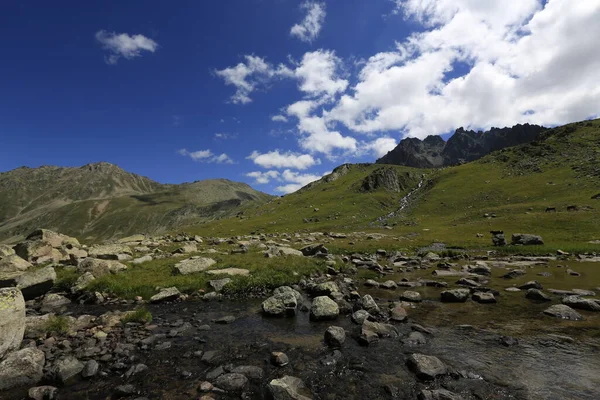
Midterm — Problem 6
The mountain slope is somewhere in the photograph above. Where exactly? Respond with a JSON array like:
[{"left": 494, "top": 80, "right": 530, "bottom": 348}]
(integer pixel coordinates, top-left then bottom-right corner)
[
  {"left": 377, "top": 123, "right": 547, "bottom": 168},
  {"left": 0, "top": 163, "right": 272, "bottom": 243},
  {"left": 190, "top": 119, "right": 600, "bottom": 249}
]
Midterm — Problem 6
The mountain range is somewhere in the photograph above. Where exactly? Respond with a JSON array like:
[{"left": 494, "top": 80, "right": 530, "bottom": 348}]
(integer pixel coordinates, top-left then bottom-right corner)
[
  {"left": 0, "top": 162, "right": 271, "bottom": 243},
  {"left": 1, "top": 119, "right": 599, "bottom": 247},
  {"left": 376, "top": 123, "right": 547, "bottom": 168}
]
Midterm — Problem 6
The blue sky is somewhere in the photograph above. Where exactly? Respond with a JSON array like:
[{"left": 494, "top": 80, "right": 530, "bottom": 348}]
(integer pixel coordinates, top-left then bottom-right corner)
[{"left": 1, "top": 0, "right": 598, "bottom": 194}]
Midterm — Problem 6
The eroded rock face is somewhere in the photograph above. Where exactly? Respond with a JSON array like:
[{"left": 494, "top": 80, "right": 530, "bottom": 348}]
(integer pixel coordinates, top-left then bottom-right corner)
[
  {"left": 0, "top": 347, "right": 45, "bottom": 391},
  {"left": 361, "top": 167, "right": 418, "bottom": 193},
  {"left": 0, "top": 287, "right": 26, "bottom": 359}
]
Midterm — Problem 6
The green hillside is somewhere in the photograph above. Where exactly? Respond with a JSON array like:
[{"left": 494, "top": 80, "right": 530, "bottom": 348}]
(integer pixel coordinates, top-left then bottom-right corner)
[
  {"left": 0, "top": 163, "right": 273, "bottom": 243},
  {"left": 190, "top": 119, "right": 600, "bottom": 251}
]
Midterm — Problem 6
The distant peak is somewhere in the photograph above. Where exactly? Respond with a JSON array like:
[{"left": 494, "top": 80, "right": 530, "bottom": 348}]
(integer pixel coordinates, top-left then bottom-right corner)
[{"left": 80, "top": 162, "right": 121, "bottom": 172}]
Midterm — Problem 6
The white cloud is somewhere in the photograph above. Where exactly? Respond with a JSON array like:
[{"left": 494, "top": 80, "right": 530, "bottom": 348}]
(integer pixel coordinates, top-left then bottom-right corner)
[
  {"left": 291, "top": 1, "right": 326, "bottom": 43},
  {"left": 294, "top": 50, "right": 348, "bottom": 97},
  {"left": 248, "top": 150, "right": 320, "bottom": 170},
  {"left": 325, "top": 0, "right": 600, "bottom": 138},
  {"left": 215, "top": 56, "right": 292, "bottom": 104},
  {"left": 246, "top": 170, "right": 280, "bottom": 184},
  {"left": 178, "top": 149, "right": 234, "bottom": 164},
  {"left": 271, "top": 115, "right": 288, "bottom": 123},
  {"left": 95, "top": 30, "right": 158, "bottom": 65},
  {"left": 214, "top": 133, "right": 237, "bottom": 140},
  {"left": 363, "top": 137, "right": 398, "bottom": 158},
  {"left": 275, "top": 170, "right": 324, "bottom": 194}
]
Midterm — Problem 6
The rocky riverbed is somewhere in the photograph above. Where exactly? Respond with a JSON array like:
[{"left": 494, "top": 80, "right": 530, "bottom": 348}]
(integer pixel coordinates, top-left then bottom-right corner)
[{"left": 1, "top": 229, "right": 600, "bottom": 399}]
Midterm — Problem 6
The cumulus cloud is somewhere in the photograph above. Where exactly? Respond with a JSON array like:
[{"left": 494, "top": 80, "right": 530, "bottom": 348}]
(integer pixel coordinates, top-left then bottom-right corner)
[
  {"left": 271, "top": 115, "right": 288, "bottom": 123},
  {"left": 215, "top": 56, "right": 292, "bottom": 104},
  {"left": 326, "top": 0, "right": 600, "bottom": 138},
  {"left": 246, "top": 170, "right": 280, "bottom": 184},
  {"left": 363, "top": 137, "right": 398, "bottom": 158},
  {"left": 248, "top": 150, "right": 320, "bottom": 170},
  {"left": 294, "top": 50, "right": 348, "bottom": 98},
  {"left": 275, "top": 169, "right": 324, "bottom": 194},
  {"left": 178, "top": 149, "right": 233, "bottom": 164},
  {"left": 95, "top": 30, "right": 158, "bottom": 65},
  {"left": 291, "top": 1, "right": 326, "bottom": 43}
]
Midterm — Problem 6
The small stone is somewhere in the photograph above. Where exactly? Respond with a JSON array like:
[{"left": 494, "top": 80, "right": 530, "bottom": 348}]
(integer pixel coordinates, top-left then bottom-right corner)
[
  {"left": 519, "top": 281, "right": 543, "bottom": 290},
  {"left": 525, "top": 289, "right": 551, "bottom": 301},
  {"left": 472, "top": 292, "right": 496, "bottom": 304},
  {"left": 390, "top": 304, "right": 408, "bottom": 321},
  {"left": 543, "top": 304, "right": 583, "bottom": 321},
  {"left": 213, "top": 373, "right": 249, "bottom": 392},
  {"left": 271, "top": 352, "right": 289, "bottom": 367},
  {"left": 214, "top": 315, "right": 236, "bottom": 324},
  {"left": 351, "top": 309, "right": 370, "bottom": 325},
  {"left": 268, "top": 376, "right": 311, "bottom": 400},
  {"left": 440, "top": 289, "right": 470, "bottom": 302},
  {"left": 324, "top": 326, "right": 345, "bottom": 348},
  {"left": 81, "top": 360, "right": 99, "bottom": 378},
  {"left": 114, "top": 384, "right": 136, "bottom": 397},
  {"left": 310, "top": 296, "right": 339, "bottom": 321},
  {"left": 400, "top": 291, "right": 422, "bottom": 302},
  {"left": 28, "top": 386, "right": 58, "bottom": 400}
]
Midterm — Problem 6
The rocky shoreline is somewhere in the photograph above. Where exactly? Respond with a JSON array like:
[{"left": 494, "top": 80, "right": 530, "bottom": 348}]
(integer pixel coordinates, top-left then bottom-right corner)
[{"left": 1, "top": 229, "right": 600, "bottom": 399}]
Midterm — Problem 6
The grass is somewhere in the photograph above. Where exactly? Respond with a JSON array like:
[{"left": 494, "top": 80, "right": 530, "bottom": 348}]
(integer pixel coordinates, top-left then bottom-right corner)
[
  {"left": 54, "top": 267, "right": 81, "bottom": 292},
  {"left": 43, "top": 315, "right": 70, "bottom": 335},
  {"left": 121, "top": 307, "right": 153, "bottom": 324},
  {"left": 87, "top": 250, "right": 326, "bottom": 299}
]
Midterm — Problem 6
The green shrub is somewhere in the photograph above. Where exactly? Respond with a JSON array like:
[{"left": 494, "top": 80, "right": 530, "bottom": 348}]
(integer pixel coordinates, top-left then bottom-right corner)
[
  {"left": 122, "top": 308, "right": 153, "bottom": 324},
  {"left": 44, "top": 315, "right": 70, "bottom": 335}
]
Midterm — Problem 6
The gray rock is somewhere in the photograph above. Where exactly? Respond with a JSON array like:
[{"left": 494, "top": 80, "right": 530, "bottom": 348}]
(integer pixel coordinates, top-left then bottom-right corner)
[
  {"left": 440, "top": 289, "right": 470, "bottom": 302},
  {"left": 310, "top": 296, "right": 339, "bottom": 321},
  {"left": 400, "top": 291, "right": 422, "bottom": 302},
  {"left": 14, "top": 266, "right": 56, "bottom": 300},
  {"left": 361, "top": 320, "right": 398, "bottom": 339},
  {"left": 14, "top": 241, "right": 53, "bottom": 262},
  {"left": 362, "top": 294, "right": 380, "bottom": 313},
  {"left": 472, "top": 292, "right": 496, "bottom": 304},
  {"left": 70, "top": 272, "right": 95, "bottom": 294},
  {"left": 390, "top": 304, "right": 408, "bottom": 321},
  {"left": 77, "top": 258, "right": 127, "bottom": 278},
  {"left": 28, "top": 386, "right": 59, "bottom": 400},
  {"left": 214, "top": 373, "right": 249, "bottom": 392},
  {"left": 173, "top": 258, "right": 216, "bottom": 275},
  {"left": 324, "top": 326, "right": 345, "bottom": 347},
  {"left": 205, "top": 268, "right": 250, "bottom": 276},
  {"left": 231, "top": 365, "right": 264, "bottom": 380},
  {"left": 300, "top": 243, "right": 328, "bottom": 256},
  {"left": 351, "top": 309, "right": 370, "bottom": 325},
  {"left": 268, "top": 376, "right": 312, "bottom": 400},
  {"left": 407, "top": 353, "right": 447, "bottom": 380},
  {"left": 519, "top": 280, "right": 543, "bottom": 290},
  {"left": 456, "top": 278, "right": 480, "bottom": 288},
  {"left": 0, "top": 255, "right": 32, "bottom": 273},
  {"left": 402, "top": 331, "right": 427, "bottom": 346},
  {"left": 114, "top": 384, "right": 136, "bottom": 397},
  {"left": 209, "top": 278, "right": 231, "bottom": 292},
  {"left": 150, "top": 287, "right": 181, "bottom": 303},
  {"left": 262, "top": 291, "right": 300, "bottom": 317},
  {"left": 0, "top": 348, "right": 45, "bottom": 390},
  {"left": 0, "top": 287, "right": 25, "bottom": 359},
  {"left": 27, "top": 229, "right": 79, "bottom": 248},
  {"left": 562, "top": 295, "right": 600, "bottom": 312},
  {"left": 125, "top": 364, "right": 148, "bottom": 379},
  {"left": 543, "top": 304, "right": 583, "bottom": 321},
  {"left": 312, "top": 281, "right": 339, "bottom": 296},
  {"left": 53, "top": 356, "right": 84, "bottom": 383},
  {"left": 503, "top": 269, "right": 526, "bottom": 279},
  {"left": 526, "top": 289, "right": 551, "bottom": 301},
  {"left": 132, "top": 255, "right": 153, "bottom": 265},
  {"left": 81, "top": 360, "right": 99, "bottom": 378},
  {"left": 271, "top": 352, "right": 290, "bottom": 367},
  {"left": 40, "top": 293, "right": 71, "bottom": 313},
  {"left": 364, "top": 279, "right": 379, "bottom": 288},
  {"left": 0, "top": 244, "right": 16, "bottom": 258},
  {"left": 511, "top": 234, "right": 544, "bottom": 245}
]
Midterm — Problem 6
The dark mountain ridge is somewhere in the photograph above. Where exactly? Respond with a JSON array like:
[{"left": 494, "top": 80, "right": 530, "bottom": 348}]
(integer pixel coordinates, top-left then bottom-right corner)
[{"left": 377, "top": 123, "right": 547, "bottom": 168}]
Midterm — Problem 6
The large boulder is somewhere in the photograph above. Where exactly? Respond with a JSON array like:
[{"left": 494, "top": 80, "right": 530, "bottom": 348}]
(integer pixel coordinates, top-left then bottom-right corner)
[
  {"left": 562, "top": 296, "right": 600, "bottom": 312},
  {"left": 262, "top": 288, "right": 302, "bottom": 317},
  {"left": 173, "top": 257, "right": 216, "bottom": 275},
  {"left": 14, "top": 240, "right": 53, "bottom": 263},
  {"left": 87, "top": 244, "right": 132, "bottom": 260},
  {"left": 310, "top": 296, "right": 339, "bottom": 321},
  {"left": 0, "top": 244, "right": 15, "bottom": 257},
  {"left": 267, "top": 376, "right": 312, "bottom": 400},
  {"left": 407, "top": 353, "right": 448, "bottom": 380},
  {"left": 77, "top": 258, "right": 127, "bottom": 278},
  {"left": 40, "top": 294, "right": 71, "bottom": 313},
  {"left": 511, "top": 234, "right": 544, "bottom": 246},
  {"left": 440, "top": 289, "right": 470, "bottom": 303},
  {"left": 71, "top": 272, "right": 95, "bottom": 294},
  {"left": 0, "top": 255, "right": 33, "bottom": 273},
  {"left": 543, "top": 304, "right": 583, "bottom": 321},
  {"left": 300, "top": 243, "right": 328, "bottom": 256},
  {"left": 0, "top": 288, "right": 26, "bottom": 359},
  {"left": 150, "top": 287, "right": 181, "bottom": 303},
  {"left": 26, "top": 229, "right": 79, "bottom": 248},
  {"left": 0, "top": 347, "right": 45, "bottom": 391},
  {"left": 15, "top": 266, "right": 56, "bottom": 300},
  {"left": 214, "top": 373, "right": 249, "bottom": 393}
]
